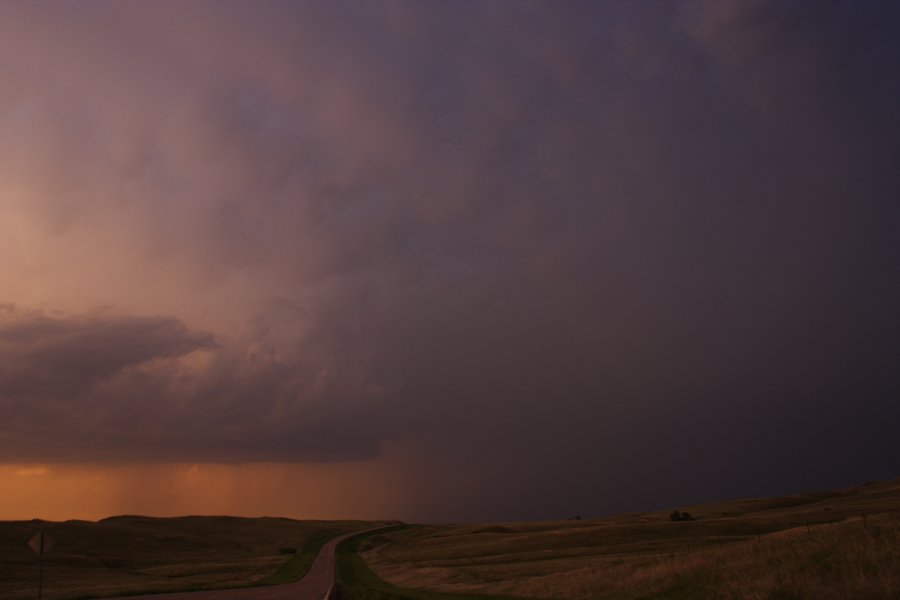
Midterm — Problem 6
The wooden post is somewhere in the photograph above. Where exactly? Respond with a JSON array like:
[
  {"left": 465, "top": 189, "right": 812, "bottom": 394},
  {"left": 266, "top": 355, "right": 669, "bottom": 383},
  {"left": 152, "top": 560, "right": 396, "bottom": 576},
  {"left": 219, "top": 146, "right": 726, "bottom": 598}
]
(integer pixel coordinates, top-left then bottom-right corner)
[
  {"left": 863, "top": 512, "right": 868, "bottom": 531},
  {"left": 37, "top": 529, "right": 44, "bottom": 600}
]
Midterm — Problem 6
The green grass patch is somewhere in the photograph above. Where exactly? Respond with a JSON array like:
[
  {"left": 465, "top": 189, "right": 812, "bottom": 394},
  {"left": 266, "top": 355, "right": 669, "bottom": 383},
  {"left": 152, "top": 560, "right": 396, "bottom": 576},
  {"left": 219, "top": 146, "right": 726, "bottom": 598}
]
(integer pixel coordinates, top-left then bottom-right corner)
[
  {"left": 257, "top": 529, "right": 338, "bottom": 585},
  {"left": 336, "top": 526, "right": 525, "bottom": 600}
]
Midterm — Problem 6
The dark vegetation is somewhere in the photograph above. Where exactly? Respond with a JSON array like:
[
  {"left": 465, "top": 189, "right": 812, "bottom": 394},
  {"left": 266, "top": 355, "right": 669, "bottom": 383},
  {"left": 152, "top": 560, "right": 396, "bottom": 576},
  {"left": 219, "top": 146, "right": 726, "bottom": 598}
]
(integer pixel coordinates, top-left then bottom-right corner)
[
  {"left": 0, "top": 515, "right": 371, "bottom": 600},
  {"left": 471, "top": 526, "right": 516, "bottom": 534},
  {"left": 669, "top": 510, "right": 693, "bottom": 522}
]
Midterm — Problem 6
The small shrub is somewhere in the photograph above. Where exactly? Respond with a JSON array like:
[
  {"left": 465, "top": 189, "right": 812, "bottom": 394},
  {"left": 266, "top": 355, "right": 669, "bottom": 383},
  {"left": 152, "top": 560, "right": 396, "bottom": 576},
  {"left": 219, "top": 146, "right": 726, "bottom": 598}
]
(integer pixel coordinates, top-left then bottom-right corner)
[{"left": 670, "top": 510, "right": 694, "bottom": 522}]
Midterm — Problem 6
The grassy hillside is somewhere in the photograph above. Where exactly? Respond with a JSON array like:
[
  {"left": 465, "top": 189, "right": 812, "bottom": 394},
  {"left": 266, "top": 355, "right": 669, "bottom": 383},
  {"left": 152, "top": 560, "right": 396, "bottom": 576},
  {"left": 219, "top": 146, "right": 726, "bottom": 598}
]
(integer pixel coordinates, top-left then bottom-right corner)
[
  {"left": 360, "top": 478, "right": 900, "bottom": 600},
  {"left": 0, "top": 515, "right": 373, "bottom": 600},
  {"left": 336, "top": 525, "right": 526, "bottom": 600}
]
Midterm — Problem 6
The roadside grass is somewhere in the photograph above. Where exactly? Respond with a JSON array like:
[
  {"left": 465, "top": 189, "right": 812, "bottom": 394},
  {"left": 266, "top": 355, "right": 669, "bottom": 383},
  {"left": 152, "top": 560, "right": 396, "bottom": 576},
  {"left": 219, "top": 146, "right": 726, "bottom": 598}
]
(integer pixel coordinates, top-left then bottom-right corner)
[
  {"left": 362, "top": 478, "right": 900, "bottom": 600},
  {"left": 336, "top": 526, "right": 526, "bottom": 600},
  {"left": 257, "top": 528, "right": 338, "bottom": 585},
  {"left": 0, "top": 516, "right": 376, "bottom": 600}
]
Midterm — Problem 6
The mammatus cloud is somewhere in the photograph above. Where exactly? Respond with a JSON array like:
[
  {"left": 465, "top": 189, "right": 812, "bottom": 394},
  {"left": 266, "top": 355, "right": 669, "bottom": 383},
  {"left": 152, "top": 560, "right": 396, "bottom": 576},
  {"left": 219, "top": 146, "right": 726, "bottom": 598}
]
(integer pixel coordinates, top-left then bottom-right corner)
[{"left": 0, "top": 0, "right": 898, "bottom": 519}]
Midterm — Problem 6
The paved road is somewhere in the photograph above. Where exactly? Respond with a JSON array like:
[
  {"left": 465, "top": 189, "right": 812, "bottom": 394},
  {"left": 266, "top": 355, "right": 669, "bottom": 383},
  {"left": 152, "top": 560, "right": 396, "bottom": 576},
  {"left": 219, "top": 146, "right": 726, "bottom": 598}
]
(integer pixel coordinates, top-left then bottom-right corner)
[{"left": 105, "top": 529, "right": 368, "bottom": 600}]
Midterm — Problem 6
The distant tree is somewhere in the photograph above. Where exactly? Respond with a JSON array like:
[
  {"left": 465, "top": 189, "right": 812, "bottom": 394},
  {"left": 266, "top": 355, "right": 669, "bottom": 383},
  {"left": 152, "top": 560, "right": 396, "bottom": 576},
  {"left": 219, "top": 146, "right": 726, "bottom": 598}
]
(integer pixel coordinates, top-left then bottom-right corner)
[
  {"left": 670, "top": 510, "right": 694, "bottom": 522},
  {"left": 574, "top": 515, "right": 581, "bottom": 520}
]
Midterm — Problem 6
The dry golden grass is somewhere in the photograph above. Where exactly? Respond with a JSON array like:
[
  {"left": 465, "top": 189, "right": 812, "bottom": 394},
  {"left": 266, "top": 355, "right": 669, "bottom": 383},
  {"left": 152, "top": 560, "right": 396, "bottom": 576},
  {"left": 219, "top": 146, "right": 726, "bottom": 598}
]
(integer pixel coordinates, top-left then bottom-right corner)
[{"left": 363, "top": 478, "right": 900, "bottom": 599}]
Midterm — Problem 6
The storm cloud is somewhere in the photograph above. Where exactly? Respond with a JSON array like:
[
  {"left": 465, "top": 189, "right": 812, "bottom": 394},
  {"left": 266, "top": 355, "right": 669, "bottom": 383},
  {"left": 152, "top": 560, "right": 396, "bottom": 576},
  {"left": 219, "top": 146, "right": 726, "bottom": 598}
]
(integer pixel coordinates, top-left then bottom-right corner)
[
  {"left": 0, "top": 0, "right": 898, "bottom": 519},
  {"left": 0, "top": 305, "right": 391, "bottom": 462}
]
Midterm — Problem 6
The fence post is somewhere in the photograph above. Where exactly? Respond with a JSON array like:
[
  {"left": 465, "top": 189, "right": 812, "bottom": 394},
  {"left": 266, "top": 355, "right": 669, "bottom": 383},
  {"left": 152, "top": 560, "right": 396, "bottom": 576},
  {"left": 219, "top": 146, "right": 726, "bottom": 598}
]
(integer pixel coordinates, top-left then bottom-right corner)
[{"left": 37, "top": 529, "right": 44, "bottom": 600}]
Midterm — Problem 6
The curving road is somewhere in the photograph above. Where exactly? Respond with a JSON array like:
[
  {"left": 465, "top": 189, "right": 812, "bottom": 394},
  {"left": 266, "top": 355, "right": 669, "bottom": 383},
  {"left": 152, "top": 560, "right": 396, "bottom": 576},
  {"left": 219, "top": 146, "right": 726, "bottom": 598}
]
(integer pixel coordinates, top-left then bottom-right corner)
[{"left": 105, "top": 529, "right": 368, "bottom": 600}]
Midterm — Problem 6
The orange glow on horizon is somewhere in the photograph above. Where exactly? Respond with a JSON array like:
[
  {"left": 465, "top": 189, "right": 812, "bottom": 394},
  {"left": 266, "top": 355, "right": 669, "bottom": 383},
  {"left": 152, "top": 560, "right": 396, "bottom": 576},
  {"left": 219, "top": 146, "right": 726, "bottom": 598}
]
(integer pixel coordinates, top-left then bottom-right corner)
[{"left": 0, "top": 456, "right": 408, "bottom": 522}]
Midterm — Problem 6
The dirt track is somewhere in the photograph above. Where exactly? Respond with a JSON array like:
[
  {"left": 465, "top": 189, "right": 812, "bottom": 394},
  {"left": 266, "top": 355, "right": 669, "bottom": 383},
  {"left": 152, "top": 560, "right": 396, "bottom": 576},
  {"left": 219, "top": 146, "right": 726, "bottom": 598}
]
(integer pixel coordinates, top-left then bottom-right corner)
[{"left": 104, "top": 529, "right": 363, "bottom": 600}]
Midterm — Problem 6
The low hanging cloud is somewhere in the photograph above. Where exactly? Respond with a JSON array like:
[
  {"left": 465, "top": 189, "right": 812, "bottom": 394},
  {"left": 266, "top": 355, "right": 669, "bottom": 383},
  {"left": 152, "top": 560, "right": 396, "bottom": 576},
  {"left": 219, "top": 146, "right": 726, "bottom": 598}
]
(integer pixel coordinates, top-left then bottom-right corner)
[
  {"left": 0, "top": 0, "right": 898, "bottom": 518},
  {"left": 0, "top": 306, "right": 389, "bottom": 462},
  {"left": 0, "top": 306, "right": 216, "bottom": 397}
]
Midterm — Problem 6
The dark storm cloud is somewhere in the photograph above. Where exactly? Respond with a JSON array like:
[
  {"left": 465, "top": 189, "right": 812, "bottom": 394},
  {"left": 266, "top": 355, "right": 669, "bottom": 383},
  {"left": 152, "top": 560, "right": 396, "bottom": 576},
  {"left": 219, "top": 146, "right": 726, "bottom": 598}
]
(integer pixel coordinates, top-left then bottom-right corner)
[
  {"left": 0, "top": 306, "right": 215, "bottom": 397},
  {"left": 0, "top": 0, "right": 898, "bottom": 518},
  {"left": 0, "top": 305, "right": 389, "bottom": 462}
]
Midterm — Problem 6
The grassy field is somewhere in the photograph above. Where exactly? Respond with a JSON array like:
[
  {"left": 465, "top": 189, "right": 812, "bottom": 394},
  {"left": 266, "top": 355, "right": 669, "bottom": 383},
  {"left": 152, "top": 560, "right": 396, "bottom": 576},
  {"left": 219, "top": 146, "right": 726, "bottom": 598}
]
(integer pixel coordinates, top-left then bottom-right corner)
[
  {"left": 336, "top": 526, "right": 525, "bottom": 600},
  {"left": 0, "top": 515, "right": 374, "bottom": 600},
  {"left": 5, "top": 479, "right": 898, "bottom": 600},
  {"left": 359, "top": 478, "right": 900, "bottom": 600}
]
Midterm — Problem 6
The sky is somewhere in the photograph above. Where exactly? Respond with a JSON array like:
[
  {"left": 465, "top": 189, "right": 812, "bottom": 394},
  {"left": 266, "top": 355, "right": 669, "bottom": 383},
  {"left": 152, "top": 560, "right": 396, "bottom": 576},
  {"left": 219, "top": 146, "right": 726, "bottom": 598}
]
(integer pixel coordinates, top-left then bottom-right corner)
[{"left": 0, "top": 0, "right": 898, "bottom": 523}]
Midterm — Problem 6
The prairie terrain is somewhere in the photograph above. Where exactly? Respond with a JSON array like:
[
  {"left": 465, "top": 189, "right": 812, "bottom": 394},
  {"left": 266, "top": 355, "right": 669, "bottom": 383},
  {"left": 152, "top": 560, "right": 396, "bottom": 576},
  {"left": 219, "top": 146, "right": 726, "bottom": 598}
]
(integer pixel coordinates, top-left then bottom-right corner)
[
  {"left": 0, "top": 515, "right": 374, "bottom": 600},
  {"left": 360, "top": 479, "right": 900, "bottom": 600}
]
